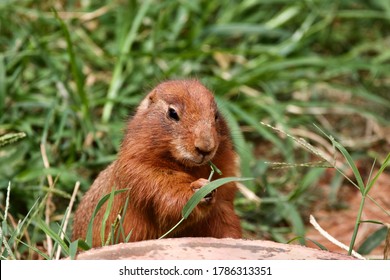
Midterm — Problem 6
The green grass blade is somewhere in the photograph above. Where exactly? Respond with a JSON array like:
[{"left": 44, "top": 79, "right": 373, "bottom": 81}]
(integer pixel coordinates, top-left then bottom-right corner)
[
  {"left": 305, "top": 238, "right": 328, "bottom": 251},
  {"left": 17, "top": 239, "right": 50, "bottom": 260},
  {"left": 365, "top": 153, "right": 390, "bottom": 195},
  {"left": 182, "top": 177, "right": 253, "bottom": 219},
  {"left": 36, "top": 220, "right": 69, "bottom": 255},
  {"left": 159, "top": 177, "right": 253, "bottom": 239},
  {"left": 69, "top": 240, "right": 79, "bottom": 260},
  {"left": 0, "top": 132, "right": 27, "bottom": 147},
  {"left": 333, "top": 140, "right": 365, "bottom": 192},
  {"left": 282, "top": 203, "right": 305, "bottom": 244},
  {"left": 124, "top": 229, "right": 133, "bottom": 243},
  {"left": 209, "top": 161, "right": 222, "bottom": 176},
  {"left": 158, "top": 217, "right": 185, "bottom": 240},
  {"left": 315, "top": 125, "right": 365, "bottom": 192},
  {"left": 288, "top": 236, "right": 328, "bottom": 251},
  {"left": 69, "top": 239, "right": 91, "bottom": 259},
  {"left": 360, "top": 219, "right": 385, "bottom": 225},
  {"left": 52, "top": 208, "right": 71, "bottom": 258},
  {"left": 74, "top": 239, "right": 91, "bottom": 252},
  {"left": 227, "top": 102, "right": 285, "bottom": 151},
  {"left": 102, "top": 0, "right": 152, "bottom": 123},
  {"left": 85, "top": 188, "right": 128, "bottom": 247},
  {"left": 265, "top": 6, "right": 300, "bottom": 29},
  {"left": 0, "top": 54, "right": 5, "bottom": 113},
  {"left": 216, "top": 98, "right": 255, "bottom": 188},
  {"left": 0, "top": 229, "right": 15, "bottom": 260},
  {"left": 53, "top": 9, "right": 90, "bottom": 127},
  {"left": 287, "top": 168, "right": 325, "bottom": 201},
  {"left": 40, "top": 101, "right": 56, "bottom": 145},
  {"left": 115, "top": 195, "right": 131, "bottom": 244},
  {"left": 6, "top": 197, "right": 40, "bottom": 251},
  {"left": 357, "top": 226, "right": 388, "bottom": 255},
  {"left": 101, "top": 188, "right": 116, "bottom": 246}
]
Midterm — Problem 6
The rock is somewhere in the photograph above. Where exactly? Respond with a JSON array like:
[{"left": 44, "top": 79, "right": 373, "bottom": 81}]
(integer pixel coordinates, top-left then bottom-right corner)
[{"left": 73, "top": 237, "right": 356, "bottom": 260}]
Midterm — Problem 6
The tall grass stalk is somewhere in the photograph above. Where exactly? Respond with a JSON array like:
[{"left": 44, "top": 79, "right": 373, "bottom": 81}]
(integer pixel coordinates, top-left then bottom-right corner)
[
  {"left": 263, "top": 122, "right": 390, "bottom": 256},
  {"left": 316, "top": 126, "right": 390, "bottom": 255}
]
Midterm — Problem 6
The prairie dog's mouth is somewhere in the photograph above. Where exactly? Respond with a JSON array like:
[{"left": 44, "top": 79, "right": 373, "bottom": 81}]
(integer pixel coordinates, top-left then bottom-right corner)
[
  {"left": 192, "top": 144, "right": 218, "bottom": 165},
  {"left": 171, "top": 138, "right": 218, "bottom": 167},
  {"left": 191, "top": 156, "right": 212, "bottom": 166},
  {"left": 181, "top": 154, "right": 212, "bottom": 167},
  {"left": 179, "top": 150, "right": 217, "bottom": 167}
]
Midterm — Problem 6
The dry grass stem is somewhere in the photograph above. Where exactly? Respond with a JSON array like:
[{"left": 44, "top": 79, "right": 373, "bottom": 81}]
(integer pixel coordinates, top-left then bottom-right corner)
[
  {"left": 310, "top": 215, "right": 365, "bottom": 260},
  {"left": 236, "top": 182, "right": 261, "bottom": 205},
  {"left": 40, "top": 143, "right": 54, "bottom": 256},
  {"left": 55, "top": 181, "right": 80, "bottom": 260}
]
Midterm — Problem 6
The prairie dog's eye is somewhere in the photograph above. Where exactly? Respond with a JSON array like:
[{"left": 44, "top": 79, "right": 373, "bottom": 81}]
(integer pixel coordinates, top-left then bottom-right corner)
[
  {"left": 168, "top": 107, "right": 180, "bottom": 121},
  {"left": 215, "top": 111, "right": 220, "bottom": 121}
]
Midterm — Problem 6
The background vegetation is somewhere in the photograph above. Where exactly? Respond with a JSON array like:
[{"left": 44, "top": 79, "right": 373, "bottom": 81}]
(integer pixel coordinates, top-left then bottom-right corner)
[{"left": 1, "top": 0, "right": 389, "bottom": 259}]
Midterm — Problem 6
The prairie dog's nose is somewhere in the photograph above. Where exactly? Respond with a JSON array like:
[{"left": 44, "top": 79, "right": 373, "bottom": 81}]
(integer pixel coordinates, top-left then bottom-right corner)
[
  {"left": 194, "top": 122, "right": 216, "bottom": 156},
  {"left": 195, "top": 138, "right": 215, "bottom": 156}
]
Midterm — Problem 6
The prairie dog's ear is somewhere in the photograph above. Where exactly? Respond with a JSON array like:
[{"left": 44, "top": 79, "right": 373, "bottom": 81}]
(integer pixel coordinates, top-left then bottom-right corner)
[{"left": 137, "top": 89, "right": 157, "bottom": 112}]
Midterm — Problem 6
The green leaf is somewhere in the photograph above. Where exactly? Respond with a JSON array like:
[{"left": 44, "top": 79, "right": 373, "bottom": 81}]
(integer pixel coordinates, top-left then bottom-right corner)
[
  {"left": 115, "top": 196, "right": 131, "bottom": 244},
  {"left": 287, "top": 168, "right": 325, "bottom": 201},
  {"left": 357, "top": 226, "right": 388, "bottom": 255},
  {"left": 69, "top": 241, "right": 79, "bottom": 260},
  {"left": 288, "top": 236, "right": 328, "bottom": 251},
  {"left": 360, "top": 220, "right": 386, "bottom": 225},
  {"left": 36, "top": 220, "right": 69, "bottom": 255},
  {"left": 182, "top": 177, "right": 253, "bottom": 219},
  {"left": 159, "top": 177, "right": 253, "bottom": 239},
  {"left": 53, "top": 8, "right": 90, "bottom": 126},
  {"left": 282, "top": 203, "right": 305, "bottom": 243},
  {"left": 69, "top": 239, "right": 91, "bottom": 259},
  {"left": 75, "top": 239, "right": 91, "bottom": 252},
  {"left": 333, "top": 140, "right": 365, "bottom": 192},
  {"left": 181, "top": 177, "right": 253, "bottom": 219},
  {"left": 18, "top": 239, "right": 50, "bottom": 260},
  {"left": 102, "top": 0, "right": 153, "bottom": 123},
  {"left": 365, "top": 153, "right": 390, "bottom": 195}
]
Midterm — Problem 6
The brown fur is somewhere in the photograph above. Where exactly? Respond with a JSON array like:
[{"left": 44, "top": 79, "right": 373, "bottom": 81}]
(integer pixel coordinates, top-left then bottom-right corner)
[{"left": 72, "top": 79, "right": 241, "bottom": 247}]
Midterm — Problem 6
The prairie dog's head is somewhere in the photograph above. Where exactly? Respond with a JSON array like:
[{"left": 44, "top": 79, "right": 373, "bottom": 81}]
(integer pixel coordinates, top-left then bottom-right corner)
[{"left": 137, "top": 80, "right": 228, "bottom": 167}]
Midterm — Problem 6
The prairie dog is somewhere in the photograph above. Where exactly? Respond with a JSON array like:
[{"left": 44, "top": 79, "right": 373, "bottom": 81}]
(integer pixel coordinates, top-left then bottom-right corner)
[{"left": 72, "top": 79, "right": 241, "bottom": 247}]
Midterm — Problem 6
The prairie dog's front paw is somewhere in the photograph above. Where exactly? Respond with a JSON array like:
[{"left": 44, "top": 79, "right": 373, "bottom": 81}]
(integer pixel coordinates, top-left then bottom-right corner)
[{"left": 190, "top": 178, "right": 216, "bottom": 204}]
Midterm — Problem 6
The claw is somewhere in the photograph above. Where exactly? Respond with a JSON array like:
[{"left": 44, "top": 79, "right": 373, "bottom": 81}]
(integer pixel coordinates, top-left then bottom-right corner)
[{"left": 190, "top": 178, "right": 216, "bottom": 204}]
